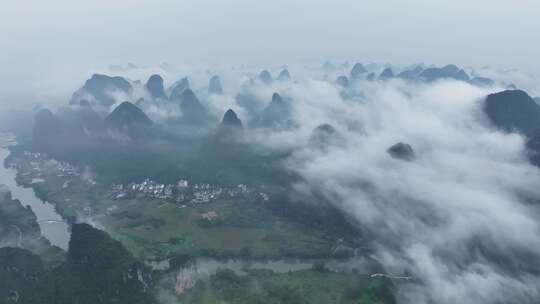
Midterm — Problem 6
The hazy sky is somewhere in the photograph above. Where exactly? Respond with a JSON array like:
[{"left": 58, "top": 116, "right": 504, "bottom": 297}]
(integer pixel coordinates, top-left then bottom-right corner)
[{"left": 1, "top": 0, "right": 539, "bottom": 104}]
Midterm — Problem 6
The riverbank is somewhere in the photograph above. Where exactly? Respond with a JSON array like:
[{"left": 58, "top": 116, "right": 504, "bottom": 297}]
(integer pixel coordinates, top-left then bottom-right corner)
[
  {"left": 0, "top": 134, "right": 70, "bottom": 250},
  {"left": 5, "top": 143, "right": 363, "bottom": 262},
  {"left": 0, "top": 185, "right": 65, "bottom": 267}
]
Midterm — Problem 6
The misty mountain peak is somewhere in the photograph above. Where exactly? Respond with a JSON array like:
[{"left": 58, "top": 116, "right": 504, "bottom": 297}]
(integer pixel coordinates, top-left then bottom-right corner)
[
  {"left": 470, "top": 77, "right": 495, "bottom": 88},
  {"left": 179, "top": 89, "right": 208, "bottom": 123},
  {"left": 35, "top": 108, "right": 56, "bottom": 121},
  {"left": 527, "top": 131, "right": 540, "bottom": 167},
  {"left": 221, "top": 109, "right": 243, "bottom": 128},
  {"left": 419, "top": 65, "right": 470, "bottom": 82},
  {"left": 387, "top": 142, "right": 415, "bottom": 161},
  {"left": 484, "top": 90, "right": 540, "bottom": 137},
  {"left": 272, "top": 92, "right": 283, "bottom": 104},
  {"left": 145, "top": 74, "right": 167, "bottom": 100},
  {"left": 442, "top": 64, "right": 460, "bottom": 75},
  {"left": 208, "top": 75, "right": 224, "bottom": 95},
  {"left": 351, "top": 63, "right": 368, "bottom": 78},
  {"left": 89, "top": 74, "right": 131, "bottom": 90},
  {"left": 397, "top": 66, "right": 424, "bottom": 80},
  {"left": 336, "top": 75, "right": 350, "bottom": 87},
  {"left": 309, "top": 123, "right": 344, "bottom": 149},
  {"left": 455, "top": 69, "right": 470, "bottom": 82},
  {"left": 215, "top": 109, "right": 244, "bottom": 141},
  {"left": 256, "top": 92, "right": 291, "bottom": 128},
  {"left": 379, "top": 68, "right": 395, "bottom": 80},
  {"left": 70, "top": 74, "right": 132, "bottom": 107},
  {"left": 181, "top": 88, "right": 198, "bottom": 103},
  {"left": 277, "top": 69, "right": 291, "bottom": 81},
  {"left": 170, "top": 77, "right": 190, "bottom": 100},
  {"left": 259, "top": 70, "right": 273, "bottom": 84},
  {"left": 105, "top": 101, "right": 153, "bottom": 128}
]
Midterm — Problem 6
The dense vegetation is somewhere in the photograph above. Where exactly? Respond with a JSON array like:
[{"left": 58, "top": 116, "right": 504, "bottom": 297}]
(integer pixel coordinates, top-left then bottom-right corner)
[
  {"left": 0, "top": 224, "right": 155, "bottom": 304},
  {"left": 1, "top": 223, "right": 394, "bottom": 304},
  {"left": 0, "top": 187, "right": 64, "bottom": 266},
  {"left": 179, "top": 268, "right": 396, "bottom": 304}
]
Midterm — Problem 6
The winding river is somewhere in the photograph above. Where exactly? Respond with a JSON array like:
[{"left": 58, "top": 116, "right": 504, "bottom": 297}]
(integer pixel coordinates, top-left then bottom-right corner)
[{"left": 0, "top": 133, "right": 70, "bottom": 250}]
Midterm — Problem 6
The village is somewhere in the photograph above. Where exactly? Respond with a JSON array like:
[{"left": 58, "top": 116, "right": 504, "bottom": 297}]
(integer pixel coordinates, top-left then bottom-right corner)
[
  {"left": 11, "top": 150, "right": 270, "bottom": 206},
  {"left": 108, "top": 178, "right": 270, "bottom": 204},
  {"left": 10, "top": 151, "right": 96, "bottom": 185},
  {"left": 7, "top": 150, "right": 274, "bottom": 227}
]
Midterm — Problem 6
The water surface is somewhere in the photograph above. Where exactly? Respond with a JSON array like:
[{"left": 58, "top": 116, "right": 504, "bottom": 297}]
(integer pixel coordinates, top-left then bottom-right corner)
[{"left": 0, "top": 133, "right": 70, "bottom": 249}]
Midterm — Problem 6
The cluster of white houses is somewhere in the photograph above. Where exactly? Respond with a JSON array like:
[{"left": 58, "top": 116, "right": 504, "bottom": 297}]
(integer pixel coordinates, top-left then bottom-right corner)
[
  {"left": 13, "top": 151, "right": 270, "bottom": 204},
  {"left": 109, "top": 178, "right": 269, "bottom": 203},
  {"left": 13, "top": 151, "right": 88, "bottom": 181}
]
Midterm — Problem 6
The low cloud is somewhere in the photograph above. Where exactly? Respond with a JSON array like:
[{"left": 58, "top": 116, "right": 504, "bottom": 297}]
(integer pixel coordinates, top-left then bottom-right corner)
[{"left": 272, "top": 79, "right": 540, "bottom": 303}]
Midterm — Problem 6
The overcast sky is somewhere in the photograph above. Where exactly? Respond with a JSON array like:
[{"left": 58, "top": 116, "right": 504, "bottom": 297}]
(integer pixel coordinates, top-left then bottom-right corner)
[{"left": 1, "top": 0, "right": 539, "bottom": 104}]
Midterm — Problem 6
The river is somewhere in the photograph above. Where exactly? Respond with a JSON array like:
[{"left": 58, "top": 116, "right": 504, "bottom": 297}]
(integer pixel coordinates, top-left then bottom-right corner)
[{"left": 0, "top": 133, "right": 70, "bottom": 250}]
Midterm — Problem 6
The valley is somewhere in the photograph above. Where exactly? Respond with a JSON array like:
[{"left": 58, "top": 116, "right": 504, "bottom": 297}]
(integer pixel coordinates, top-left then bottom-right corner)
[{"left": 1, "top": 60, "right": 539, "bottom": 304}]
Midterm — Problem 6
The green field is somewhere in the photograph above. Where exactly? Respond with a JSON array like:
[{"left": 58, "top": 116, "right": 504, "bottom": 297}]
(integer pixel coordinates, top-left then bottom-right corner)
[
  {"left": 31, "top": 179, "right": 351, "bottom": 261},
  {"left": 172, "top": 268, "right": 396, "bottom": 304},
  {"left": 100, "top": 197, "right": 342, "bottom": 260}
]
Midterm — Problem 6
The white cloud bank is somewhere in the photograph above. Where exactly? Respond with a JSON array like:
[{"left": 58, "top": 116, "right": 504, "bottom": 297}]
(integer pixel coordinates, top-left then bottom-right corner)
[{"left": 259, "top": 78, "right": 540, "bottom": 303}]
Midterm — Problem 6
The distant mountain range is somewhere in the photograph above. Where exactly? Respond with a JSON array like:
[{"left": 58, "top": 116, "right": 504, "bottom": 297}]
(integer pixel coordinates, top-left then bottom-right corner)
[
  {"left": 35, "top": 65, "right": 539, "bottom": 176},
  {"left": 342, "top": 63, "right": 498, "bottom": 88},
  {"left": 419, "top": 64, "right": 469, "bottom": 82},
  {"left": 70, "top": 74, "right": 133, "bottom": 107}
]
